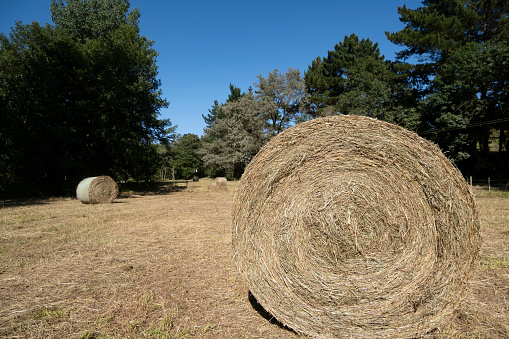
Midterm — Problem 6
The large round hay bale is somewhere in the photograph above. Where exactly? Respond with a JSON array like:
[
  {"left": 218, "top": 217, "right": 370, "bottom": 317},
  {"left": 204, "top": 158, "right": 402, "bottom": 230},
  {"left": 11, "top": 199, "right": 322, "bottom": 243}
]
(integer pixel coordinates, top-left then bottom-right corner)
[
  {"left": 212, "top": 177, "right": 228, "bottom": 190},
  {"left": 232, "top": 115, "right": 480, "bottom": 338},
  {"left": 76, "top": 176, "right": 118, "bottom": 204}
]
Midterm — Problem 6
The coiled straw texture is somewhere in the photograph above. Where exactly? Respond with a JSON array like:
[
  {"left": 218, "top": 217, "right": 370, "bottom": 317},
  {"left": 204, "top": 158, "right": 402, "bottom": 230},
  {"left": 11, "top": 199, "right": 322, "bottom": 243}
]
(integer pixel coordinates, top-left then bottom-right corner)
[
  {"left": 76, "top": 176, "right": 118, "bottom": 204},
  {"left": 232, "top": 115, "right": 480, "bottom": 338}
]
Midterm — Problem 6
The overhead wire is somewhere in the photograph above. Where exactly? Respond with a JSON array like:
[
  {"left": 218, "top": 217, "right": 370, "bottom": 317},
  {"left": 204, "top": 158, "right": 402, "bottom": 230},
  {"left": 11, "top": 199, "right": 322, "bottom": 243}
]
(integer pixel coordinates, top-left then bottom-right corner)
[{"left": 418, "top": 117, "right": 509, "bottom": 135}]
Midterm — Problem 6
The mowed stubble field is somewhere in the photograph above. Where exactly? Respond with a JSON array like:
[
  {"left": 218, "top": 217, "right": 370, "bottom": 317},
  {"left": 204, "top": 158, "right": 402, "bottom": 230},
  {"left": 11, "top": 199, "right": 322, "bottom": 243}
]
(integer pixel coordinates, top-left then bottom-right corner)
[{"left": 0, "top": 178, "right": 508, "bottom": 338}]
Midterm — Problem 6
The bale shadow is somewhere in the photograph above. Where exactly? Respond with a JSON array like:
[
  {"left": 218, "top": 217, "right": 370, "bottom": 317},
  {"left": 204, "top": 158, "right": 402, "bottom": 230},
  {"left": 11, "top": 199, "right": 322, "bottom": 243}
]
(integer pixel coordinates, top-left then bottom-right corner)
[
  {"left": 119, "top": 181, "right": 188, "bottom": 196},
  {"left": 248, "top": 291, "right": 296, "bottom": 334},
  {"left": 0, "top": 198, "right": 52, "bottom": 208}
]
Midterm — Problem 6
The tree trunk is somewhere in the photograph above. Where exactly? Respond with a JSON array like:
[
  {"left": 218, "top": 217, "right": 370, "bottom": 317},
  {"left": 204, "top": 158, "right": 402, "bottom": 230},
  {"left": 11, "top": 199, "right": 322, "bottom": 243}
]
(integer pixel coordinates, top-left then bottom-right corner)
[{"left": 500, "top": 127, "right": 507, "bottom": 153}]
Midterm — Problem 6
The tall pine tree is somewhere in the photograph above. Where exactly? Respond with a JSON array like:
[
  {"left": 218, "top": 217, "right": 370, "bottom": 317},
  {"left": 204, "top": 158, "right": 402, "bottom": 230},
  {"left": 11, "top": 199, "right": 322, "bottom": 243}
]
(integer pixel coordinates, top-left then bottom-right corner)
[
  {"left": 387, "top": 0, "right": 508, "bottom": 173},
  {"left": 304, "top": 34, "right": 400, "bottom": 122},
  {"left": 200, "top": 90, "right": 264, "bottom": 179},
  {"left": 202, "top": 84, "right": 244, "bottom": 129}
]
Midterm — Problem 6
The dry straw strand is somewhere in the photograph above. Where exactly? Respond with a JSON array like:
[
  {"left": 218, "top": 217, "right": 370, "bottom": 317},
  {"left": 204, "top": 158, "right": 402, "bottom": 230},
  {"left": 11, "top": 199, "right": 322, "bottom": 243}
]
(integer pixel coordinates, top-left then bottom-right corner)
[
  {"left": 76, "top": 176, "right": 118, "bottom": 204},
  {"left": 232, "top": 115, "right": 480, "bottom": 338}
]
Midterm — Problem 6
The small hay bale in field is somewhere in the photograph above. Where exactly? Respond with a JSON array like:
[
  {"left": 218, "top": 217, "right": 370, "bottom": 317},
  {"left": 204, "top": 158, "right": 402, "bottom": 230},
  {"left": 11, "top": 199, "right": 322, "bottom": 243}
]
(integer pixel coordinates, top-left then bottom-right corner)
[
  {"left": 211, "top": 177, "right": 228, "bottom": 190},
  {"left": 76, "top": 176, "right": 118, "bottom": 204},
  {"left": 232, "top": 115, "right": 480, "bottom": 338}
]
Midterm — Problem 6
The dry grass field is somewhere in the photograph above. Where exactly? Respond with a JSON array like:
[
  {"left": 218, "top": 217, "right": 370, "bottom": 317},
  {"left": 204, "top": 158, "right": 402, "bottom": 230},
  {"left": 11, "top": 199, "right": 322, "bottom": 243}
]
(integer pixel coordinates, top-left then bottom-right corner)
[{"left": 0, "top": 178, "right": 508, "bottom": 338}]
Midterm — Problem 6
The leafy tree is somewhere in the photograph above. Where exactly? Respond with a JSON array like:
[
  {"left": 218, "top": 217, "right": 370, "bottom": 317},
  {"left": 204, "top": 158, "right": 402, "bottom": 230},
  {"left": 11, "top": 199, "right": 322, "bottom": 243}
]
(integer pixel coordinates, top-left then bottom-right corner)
[
  {"left": 421, "top": 39, "right": 508, "bottom": 168},
  {"left": 200, "top": 91, "right": 264, "bottom": 179},
  {"left": 201, "top": 84, "right": 246, "bottom": 177},
  {"left": 304, "top": 34, "right": 399, "bottom": 120},
  {"left": 79, "top": 21, "right": 173, "bottom": 182},
  {"left": 255, "top": 68, "right": 309, "bottom": 136},
  {"left": 202, "top": 84, "right": 244, "bottom": 129},
  {"left": 387, "top": 0, "right": 508, "bottom": 171},
  {"left": 386, "top": 0, "right": 508, "bottom": 63},
  {"left": 386, "top": 0, "right": 508, "bottom": 99},
  {"left": 203, "top": 100, "right": 221, "bottom": 129},
  {"left": 172, "top": 134, "right": 203, "bottom": 180},
  {"left": 383, "top": 61, "right": 423, "bottom": 131},
  {"left": 154, "top": 144, "right": 172, "bottom": 180},
  {"left": 50, "top": 0, "right": 140, "bottom": 41},
  {"left": 0, "top": 22, "right": 85, "bottom": 196},
  {"left": 0, "top": 0, "right": 172, "bottom": 197}
]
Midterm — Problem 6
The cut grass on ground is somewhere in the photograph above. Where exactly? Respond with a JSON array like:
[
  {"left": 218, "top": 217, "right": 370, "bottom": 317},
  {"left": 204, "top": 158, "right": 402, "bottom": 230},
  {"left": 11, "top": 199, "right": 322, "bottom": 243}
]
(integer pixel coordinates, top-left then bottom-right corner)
[{"left": 0, "top": 181, "right": 508, "bottom": 338}]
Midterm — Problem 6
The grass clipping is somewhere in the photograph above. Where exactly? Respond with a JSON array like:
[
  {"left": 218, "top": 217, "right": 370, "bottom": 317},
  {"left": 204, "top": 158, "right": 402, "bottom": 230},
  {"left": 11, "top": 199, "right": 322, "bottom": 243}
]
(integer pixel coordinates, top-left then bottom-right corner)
[
  {"left": 232, "top": 115, "right": 480, "bottom": 338},
  {"left": 76, "top": 176, "right": 118, "bottom": 204}
]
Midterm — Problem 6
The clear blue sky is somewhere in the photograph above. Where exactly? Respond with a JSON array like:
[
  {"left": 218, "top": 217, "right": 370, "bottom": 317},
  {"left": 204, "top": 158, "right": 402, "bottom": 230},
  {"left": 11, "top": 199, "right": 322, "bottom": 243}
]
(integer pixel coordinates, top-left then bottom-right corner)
[{"left": 1, "top": 0, "right": 423, "bottom": 137}]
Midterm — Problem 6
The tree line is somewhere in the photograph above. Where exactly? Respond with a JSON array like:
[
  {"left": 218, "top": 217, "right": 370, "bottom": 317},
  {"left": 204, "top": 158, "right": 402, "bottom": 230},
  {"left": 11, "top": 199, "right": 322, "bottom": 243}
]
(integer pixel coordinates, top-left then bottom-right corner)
[
  {"left": 1, "top": 0, "right": 507, "bottom": 197},
  {"left": 0, "top": 0, "right": 174, "bottom": 198},
  {"left": 186, "top": 0, "right": 508, "bottom": 181}
]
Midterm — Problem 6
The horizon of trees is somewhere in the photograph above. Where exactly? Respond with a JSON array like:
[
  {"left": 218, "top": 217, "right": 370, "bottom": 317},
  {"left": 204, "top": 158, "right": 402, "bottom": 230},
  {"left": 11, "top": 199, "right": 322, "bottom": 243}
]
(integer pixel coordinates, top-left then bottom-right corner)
[
  {"left": 197, "top": 0, "right": 507, "bottom": 181},
  {"left": 1, "top": 0, "right": 507, "bottom": 197},
  {"left": 0, "top": 0, "right": 174, "bottom": 198}
]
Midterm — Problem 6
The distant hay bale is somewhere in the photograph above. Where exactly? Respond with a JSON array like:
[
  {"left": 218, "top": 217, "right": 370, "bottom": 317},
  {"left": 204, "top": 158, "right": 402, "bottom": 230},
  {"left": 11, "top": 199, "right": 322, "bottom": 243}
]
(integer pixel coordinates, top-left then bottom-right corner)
[
  {"left": 211, "top": 177, "right": 228, "bottom": 190},
  {"left": 76, "top": 176, "right": 118, "bottom": 204},
  {"left": 232, "top": 115, "right": 480, "bottom": 338}
]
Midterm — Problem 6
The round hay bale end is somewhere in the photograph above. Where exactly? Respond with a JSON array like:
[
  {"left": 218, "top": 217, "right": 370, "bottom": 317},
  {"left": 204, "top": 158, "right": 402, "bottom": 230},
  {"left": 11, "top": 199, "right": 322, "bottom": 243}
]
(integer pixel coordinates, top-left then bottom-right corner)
[
  {"left": 76, "top": 176, "right": 118, "bottom": 204},
  {"left": 211, "top": 177, "right": 228, "bottom": 190},
  {"left": 232, "top": 115, "right": 480, "bottom": 338}
]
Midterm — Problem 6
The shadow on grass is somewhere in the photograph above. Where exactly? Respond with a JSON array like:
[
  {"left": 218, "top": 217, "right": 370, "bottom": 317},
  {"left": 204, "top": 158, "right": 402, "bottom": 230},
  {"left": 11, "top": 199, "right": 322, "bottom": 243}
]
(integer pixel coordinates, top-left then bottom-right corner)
[
  {"left": 1, "top": 181, "right": 188, "bottom": 207},
  {"left": 0, "top": 198, "right": 52, "bottom": 208},
  {"left": 248, "top": 291, "right": 296, "bottom": 334},
  {"left": 119, "top": 181, "right": 188, "bottom": 196}
]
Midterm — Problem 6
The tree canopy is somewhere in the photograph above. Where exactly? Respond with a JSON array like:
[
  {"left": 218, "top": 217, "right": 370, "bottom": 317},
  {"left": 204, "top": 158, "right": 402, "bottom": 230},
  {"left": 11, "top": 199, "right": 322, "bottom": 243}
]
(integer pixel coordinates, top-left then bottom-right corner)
[
  {"left": 0, "top": 0, "right": 172, "bottom": 197},
  {"left": 50, "top": 0, "right": 140, "bottom": 41},
  {"left": 1, "top": 0, "right": 507, "bottom": 197},
  {"left": 387, "top": 0, "right": 508, "bottom": 63},
  {"left": 255, "top": 68, "right": 309, "bottom": 136},
  {"left": 200, "top": 90, "right": 264, "bottom": 179},
  {"left": 172, "top": 134, "right": 203, "bottom": 180},
  {"left": 202, "top": 84, "right": 244, "bottom": 129},
  {"left": 304, "top": 34, "right": 397, "bottom": 119},
  {"left": 386, "top": 0, "right": 508, "bottom": 171}
]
